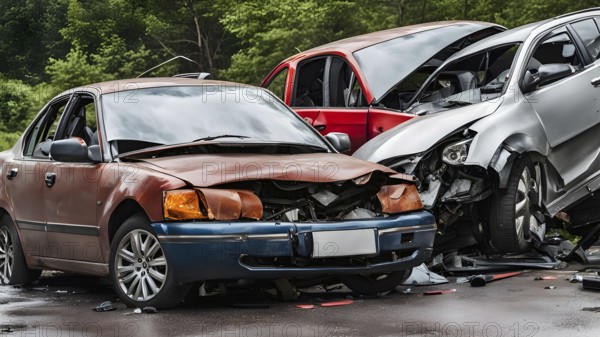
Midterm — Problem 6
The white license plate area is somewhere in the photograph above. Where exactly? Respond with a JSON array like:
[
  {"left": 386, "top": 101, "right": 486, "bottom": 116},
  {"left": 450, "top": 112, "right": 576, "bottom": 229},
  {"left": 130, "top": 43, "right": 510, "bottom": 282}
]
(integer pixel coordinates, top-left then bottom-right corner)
[{"left": 312, "top": 228, "right": 377, "bottom": 258}]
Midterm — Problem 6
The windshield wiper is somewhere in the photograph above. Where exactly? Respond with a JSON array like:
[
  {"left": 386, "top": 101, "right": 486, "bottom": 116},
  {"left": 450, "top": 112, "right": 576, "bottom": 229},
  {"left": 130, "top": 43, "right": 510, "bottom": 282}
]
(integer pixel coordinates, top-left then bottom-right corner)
[{"left": 192, "top": 134, "right": 250, "bottom": 142}]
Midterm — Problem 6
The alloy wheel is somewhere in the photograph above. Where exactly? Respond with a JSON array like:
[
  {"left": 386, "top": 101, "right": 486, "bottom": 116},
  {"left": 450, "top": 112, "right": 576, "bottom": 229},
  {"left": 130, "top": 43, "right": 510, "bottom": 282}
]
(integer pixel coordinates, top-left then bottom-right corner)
[
  {"left": 115, "top": 229, "right": 168, "bottom": 302},
  {"left": 0, "top": 227, "right": 14, "bottom": 284},
  {"left": 514, "top": 164, "right": 542, "bottom": 243}
]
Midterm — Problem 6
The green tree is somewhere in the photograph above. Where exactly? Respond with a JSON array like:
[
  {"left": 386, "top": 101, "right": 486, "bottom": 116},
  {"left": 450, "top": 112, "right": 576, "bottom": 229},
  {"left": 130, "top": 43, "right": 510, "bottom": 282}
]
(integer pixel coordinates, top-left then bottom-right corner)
[
  {"left": 221, "top": 0, "right": 377, "bottom": 84},
  {"left": 0, "top": 0, "right": 69, "bottom": 82},
  {"left": 144, "top": 0, "right": 237, "bottom": 75}
]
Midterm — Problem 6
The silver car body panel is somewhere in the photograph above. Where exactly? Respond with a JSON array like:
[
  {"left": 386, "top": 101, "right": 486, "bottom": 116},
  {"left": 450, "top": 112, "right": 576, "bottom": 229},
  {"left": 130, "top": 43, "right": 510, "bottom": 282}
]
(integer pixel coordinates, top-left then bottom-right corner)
[
  {"left": 353, "top": 99, "right": 502, "bottom": 163},
  {"left": 355, "top": 8, "right": 600, "bottom": 217}
]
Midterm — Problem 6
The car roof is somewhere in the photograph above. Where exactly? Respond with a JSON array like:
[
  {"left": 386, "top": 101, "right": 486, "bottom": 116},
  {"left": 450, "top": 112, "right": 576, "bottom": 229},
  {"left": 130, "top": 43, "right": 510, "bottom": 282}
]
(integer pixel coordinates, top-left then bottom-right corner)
[
  {"left": 439, "top": 8, "right": 600, "bottom": 63},
  {"left": 302, "top": 21, "right": 503, "bottom": 54},
  {"left": 60, "top": 77, "right": 250, "bottom": 97}
]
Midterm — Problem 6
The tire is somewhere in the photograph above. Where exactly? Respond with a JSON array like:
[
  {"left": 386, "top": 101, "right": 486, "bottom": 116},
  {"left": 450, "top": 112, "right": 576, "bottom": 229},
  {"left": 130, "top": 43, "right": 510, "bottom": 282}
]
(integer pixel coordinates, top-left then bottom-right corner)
[
  {"left": 489, "top": 155, "right": 543, "bottom": 254},
  {"left": 340, "top": 269, "right": 412, "bottom": 295},
  {"left": 0, "top": 216, "right": 41, "bottom": 285},
  {"left": 109, "top": 213, "right": 191, "bottom": 309}
]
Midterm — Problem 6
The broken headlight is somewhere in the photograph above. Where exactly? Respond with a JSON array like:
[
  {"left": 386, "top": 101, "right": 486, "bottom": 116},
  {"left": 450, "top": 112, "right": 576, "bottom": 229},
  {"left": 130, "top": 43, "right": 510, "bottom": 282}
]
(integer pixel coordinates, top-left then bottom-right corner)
[
  {"left": 442, "top": 139, "right": 472, "bottom": 166},
  {"left": 163, "top": 189, "right": 263, "bottom": 221},
  {"left": 377, "top": 184, "right": 423, "bottom": 214}
]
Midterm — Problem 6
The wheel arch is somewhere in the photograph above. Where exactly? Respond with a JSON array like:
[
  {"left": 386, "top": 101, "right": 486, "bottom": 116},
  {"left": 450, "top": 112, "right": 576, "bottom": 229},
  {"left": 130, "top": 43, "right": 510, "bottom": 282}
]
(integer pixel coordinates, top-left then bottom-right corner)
[
  {"left": 107, "top": 199, "right": 149, "bottom": 245},
  {"left": 489, "top": 133, "right": 550, "bottom": 189},
  {"left": 0, "top": 207, "right": 18, "bottom": 234}
]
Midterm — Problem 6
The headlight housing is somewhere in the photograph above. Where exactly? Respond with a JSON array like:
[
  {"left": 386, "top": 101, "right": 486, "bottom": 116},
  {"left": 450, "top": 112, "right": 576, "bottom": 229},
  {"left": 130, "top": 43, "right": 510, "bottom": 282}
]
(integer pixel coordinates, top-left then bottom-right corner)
[
  {"left": 442, "top": 139, "right": 472, "bottom": 165},
  {"left": 163, "top": 189, "right": 263, "bottom": 221},
  {"left": 377, "top": 184, "right": 423, "bottom": 214},
  {"left": 163, "top": 190, "right": 206, "bottom": 220}
]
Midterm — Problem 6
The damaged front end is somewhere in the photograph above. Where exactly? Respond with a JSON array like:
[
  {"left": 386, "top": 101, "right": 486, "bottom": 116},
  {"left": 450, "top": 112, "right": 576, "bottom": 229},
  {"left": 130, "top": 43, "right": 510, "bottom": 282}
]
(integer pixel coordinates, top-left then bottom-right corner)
[
  {"left": 382, "top": 131, "right": 498, "bottom": 252},
  {"left": 154, "top": 171, "right": 436, "bottom": 285}
]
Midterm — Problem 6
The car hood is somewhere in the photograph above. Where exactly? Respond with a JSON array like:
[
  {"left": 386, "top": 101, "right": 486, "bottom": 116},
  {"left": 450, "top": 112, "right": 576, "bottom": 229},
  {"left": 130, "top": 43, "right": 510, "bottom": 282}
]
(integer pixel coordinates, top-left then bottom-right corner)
[
  {"left": 355, "top": 23, "right": 502, "bottom": 104},
  {"left": 353, "top": 100, "right": 502, "bottom": 163},
  {"left": 134, "top": 153, "right": 399, "bottom": 187}
]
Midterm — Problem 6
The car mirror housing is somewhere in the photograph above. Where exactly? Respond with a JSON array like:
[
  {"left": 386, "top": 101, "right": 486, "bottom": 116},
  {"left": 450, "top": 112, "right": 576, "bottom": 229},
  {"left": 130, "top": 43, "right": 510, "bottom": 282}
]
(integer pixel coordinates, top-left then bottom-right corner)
[
  {"left": 88, "top": 145, "right": 102, "bottom": 162},
  {"left": 538, "top": 63, "right": 573, "bottom": 84},
  {"left": 325, "top": 132, "right": 351, "bottom": 153},
  {"left": 50, "top": 138, "right": 92, "bottom": 163},
  {"left": 523, "top": 63, "right": 573, "bottom": 93}
]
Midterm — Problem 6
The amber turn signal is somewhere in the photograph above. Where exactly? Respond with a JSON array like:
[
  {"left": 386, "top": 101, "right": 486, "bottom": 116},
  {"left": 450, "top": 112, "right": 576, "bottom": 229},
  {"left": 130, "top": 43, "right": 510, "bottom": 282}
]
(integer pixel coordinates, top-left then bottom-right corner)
[
  {"left": 164, "top": 189, "right": 263, "bottom": 221},
  {"left": 163, "top": 190, "right": 207, "bottom": 220},
  {"left": 377, "top": 184, "right": 423, "bottom": 214}
]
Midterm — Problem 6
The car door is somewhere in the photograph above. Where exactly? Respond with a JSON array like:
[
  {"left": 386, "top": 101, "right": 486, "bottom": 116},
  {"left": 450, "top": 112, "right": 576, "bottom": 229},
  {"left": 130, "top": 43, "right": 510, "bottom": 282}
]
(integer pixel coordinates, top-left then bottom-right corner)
[
  {"left": 264, "top": 64, "right": 323, "bottom": 132},
  {"left": 5, "top": 96, "right": 71, "bottom": 258},
  {"left": 366, "top": 107, "right": 415, "bottom": 140},
  {"left": 525, "top": 23, "right": 600, "bottom": 186},
  {"left": 290, "top": 56, "right": 369, "bottom": 151},
  {"left": 44, "top": 93, "right": 104, "bottom": 263}
]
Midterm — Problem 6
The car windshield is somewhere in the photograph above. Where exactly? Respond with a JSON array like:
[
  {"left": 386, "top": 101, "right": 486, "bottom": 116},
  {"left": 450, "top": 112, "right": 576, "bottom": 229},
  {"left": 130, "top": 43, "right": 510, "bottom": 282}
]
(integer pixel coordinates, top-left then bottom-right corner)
[
  {"left": 102, "top": 85, "right": 328, "bottom": 150},
  {"left": 409, "top": 43, "right": 521, "bottom": 114}
]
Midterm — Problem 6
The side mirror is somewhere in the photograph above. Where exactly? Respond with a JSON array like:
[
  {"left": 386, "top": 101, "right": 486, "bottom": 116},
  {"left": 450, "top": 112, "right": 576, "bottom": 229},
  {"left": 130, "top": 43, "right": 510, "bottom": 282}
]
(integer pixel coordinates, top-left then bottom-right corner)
[
  {"left": 325, "top": 132, "right": 351, "bottom": 153},
  {"left": 522, "top": 63, "right": 573, "bottom": 93},
  {"left": 50, "top": 138, "right": 99, "bottom": 163}
]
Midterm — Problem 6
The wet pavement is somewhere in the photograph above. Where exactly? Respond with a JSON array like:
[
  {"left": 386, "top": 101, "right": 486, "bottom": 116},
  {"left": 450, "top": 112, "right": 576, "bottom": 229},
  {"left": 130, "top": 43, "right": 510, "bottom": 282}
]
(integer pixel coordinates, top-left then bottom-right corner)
[{"left": 2, "top": 269, "right": 600, "bottom": 337}]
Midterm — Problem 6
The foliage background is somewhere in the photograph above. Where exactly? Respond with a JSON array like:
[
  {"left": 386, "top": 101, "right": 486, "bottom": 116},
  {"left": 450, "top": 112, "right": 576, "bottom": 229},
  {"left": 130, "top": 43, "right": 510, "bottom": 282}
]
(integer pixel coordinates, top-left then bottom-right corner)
[{"left": 0, "top": 0, "right": 597, "bottom": 149}]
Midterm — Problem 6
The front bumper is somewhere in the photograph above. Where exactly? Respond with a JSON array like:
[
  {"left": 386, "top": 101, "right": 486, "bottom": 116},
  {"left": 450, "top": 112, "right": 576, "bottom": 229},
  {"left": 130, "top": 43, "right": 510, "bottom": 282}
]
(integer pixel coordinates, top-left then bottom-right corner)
[{"left": 152, "top": 211, "right": 436, "bottom": 283}]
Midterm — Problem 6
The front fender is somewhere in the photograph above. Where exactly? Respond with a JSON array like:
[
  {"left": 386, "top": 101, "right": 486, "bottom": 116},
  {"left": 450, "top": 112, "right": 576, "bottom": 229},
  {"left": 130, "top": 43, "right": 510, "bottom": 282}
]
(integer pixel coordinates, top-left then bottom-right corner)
[
  {"left": 487, "top": 134, "right": 548, "bottom": 189},
  {"left": 96, "top": 162, "right": 187, "bottom": 262}
]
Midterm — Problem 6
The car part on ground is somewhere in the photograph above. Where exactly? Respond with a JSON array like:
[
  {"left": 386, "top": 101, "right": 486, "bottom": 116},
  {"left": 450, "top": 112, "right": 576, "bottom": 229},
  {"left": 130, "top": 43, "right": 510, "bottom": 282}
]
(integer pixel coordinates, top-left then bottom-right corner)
[
  {"left": 339, "top": 269, "right": 412, "bottom": 295},
  {"left": 469, "top": 271, "right": 522, "bottom": 287},
  {"left": 355, "top": 8, "right": 600, "bottom": 256},
  {"left": 0, "top": 78, "right": 435, "bottom": 308},
  {"left": 402, "top": 263, "right": 449, "bottom": 285}
]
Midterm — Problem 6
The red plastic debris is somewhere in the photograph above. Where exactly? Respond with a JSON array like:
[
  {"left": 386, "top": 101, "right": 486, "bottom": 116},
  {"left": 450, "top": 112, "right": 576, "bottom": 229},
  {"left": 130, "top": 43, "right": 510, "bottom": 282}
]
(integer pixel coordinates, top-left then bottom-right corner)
[
  {"left": 534, "top": 276, "right": 557, "bottom": 281},
  {"left": 424, "top": 289, "right": 457, "bottom": 295},
  {"left": 295, "top": 304, "right": 316, "bottom": 309},
  {"left": 320, "top": 300, "right": 354, "bottom": 307}
]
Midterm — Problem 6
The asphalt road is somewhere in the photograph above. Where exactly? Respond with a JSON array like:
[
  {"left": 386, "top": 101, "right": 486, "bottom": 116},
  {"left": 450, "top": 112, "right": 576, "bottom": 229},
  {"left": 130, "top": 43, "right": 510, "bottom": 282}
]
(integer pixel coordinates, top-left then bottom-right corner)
[{"left": 2, "top": 269, "right": 600, "bottom": 337}]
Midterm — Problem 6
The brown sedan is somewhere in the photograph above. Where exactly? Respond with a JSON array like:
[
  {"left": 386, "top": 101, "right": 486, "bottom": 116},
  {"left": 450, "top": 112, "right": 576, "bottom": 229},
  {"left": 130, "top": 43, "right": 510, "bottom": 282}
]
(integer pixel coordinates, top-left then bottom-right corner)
[{"left": 0, "top": 78, "right": 435, "bottom": 308}]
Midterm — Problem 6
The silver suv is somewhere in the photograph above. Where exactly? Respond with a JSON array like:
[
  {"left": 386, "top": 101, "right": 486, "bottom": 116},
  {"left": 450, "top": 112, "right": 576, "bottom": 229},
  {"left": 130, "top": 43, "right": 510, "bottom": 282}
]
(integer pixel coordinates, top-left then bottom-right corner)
[{"left": 354, "top": 8, "right": 600, "bottom": 254}]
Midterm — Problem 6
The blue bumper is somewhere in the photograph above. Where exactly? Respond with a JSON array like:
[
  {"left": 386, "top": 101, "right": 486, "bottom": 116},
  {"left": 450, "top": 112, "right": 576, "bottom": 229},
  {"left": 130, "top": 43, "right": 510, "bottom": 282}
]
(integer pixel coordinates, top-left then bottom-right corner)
[{"left": 152, "top": 211, "right": 436, "bottom": 283}]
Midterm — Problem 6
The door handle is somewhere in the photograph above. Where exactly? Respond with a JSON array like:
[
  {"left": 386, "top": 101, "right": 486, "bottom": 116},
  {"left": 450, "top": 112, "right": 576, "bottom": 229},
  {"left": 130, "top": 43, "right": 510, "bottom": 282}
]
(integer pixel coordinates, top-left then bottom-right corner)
[
  {"left": 592, "top": 77, "right": 600, "bottom": 87},
  {"left": 44, "top": 172, "right": 56, "bottom": 188},
  {"left": 314, "top": 124, "right": 326, "bottom": 131},
  {"left": 6, "top": 168, "right": 18, "bottom": 180}
]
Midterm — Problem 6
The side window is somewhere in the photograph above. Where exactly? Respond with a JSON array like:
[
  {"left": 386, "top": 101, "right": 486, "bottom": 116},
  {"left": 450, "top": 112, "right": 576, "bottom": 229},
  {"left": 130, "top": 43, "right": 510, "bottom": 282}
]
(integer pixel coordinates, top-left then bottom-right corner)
[
  {"left": 528, "top": 29, "right": 582, "bottom": 87},
  {"left": 63, "top": 95, "right": 98, "bottom": 147},
  {"left": 571, "top": 19, "right": 600, "bottom": 61},
  {"left": 327, "top": 57, "right": 365, "bottom": 107},
  {"left": 23, "top": 98, "right": 69, "bottom": 158},
  {"left": 265, "top": 68, "right": 288, "bottom": 101},
  {"left": 347, "top": 74, "right": 366, "bottom": 107},
  {"left": 293, "top": 58, "right": 326, "bottom": 107}
]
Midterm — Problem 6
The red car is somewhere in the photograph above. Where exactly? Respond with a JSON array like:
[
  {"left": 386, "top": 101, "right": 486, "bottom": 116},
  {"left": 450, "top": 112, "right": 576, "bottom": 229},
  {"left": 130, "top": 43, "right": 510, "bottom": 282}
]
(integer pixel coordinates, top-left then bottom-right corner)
[{"left": 261, "top": 21, "right": 504, "bottom": 152}]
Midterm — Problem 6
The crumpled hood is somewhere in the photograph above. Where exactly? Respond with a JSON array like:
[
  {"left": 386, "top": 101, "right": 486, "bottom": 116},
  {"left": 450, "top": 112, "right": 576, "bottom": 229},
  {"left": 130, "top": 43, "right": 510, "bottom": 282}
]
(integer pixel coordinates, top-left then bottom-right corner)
[
  {"left": 135, "top": 153, "right": 398, "bottom": 187},
  {"left": 354, "top": 100, "right": 502, "bottom": 163}
]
